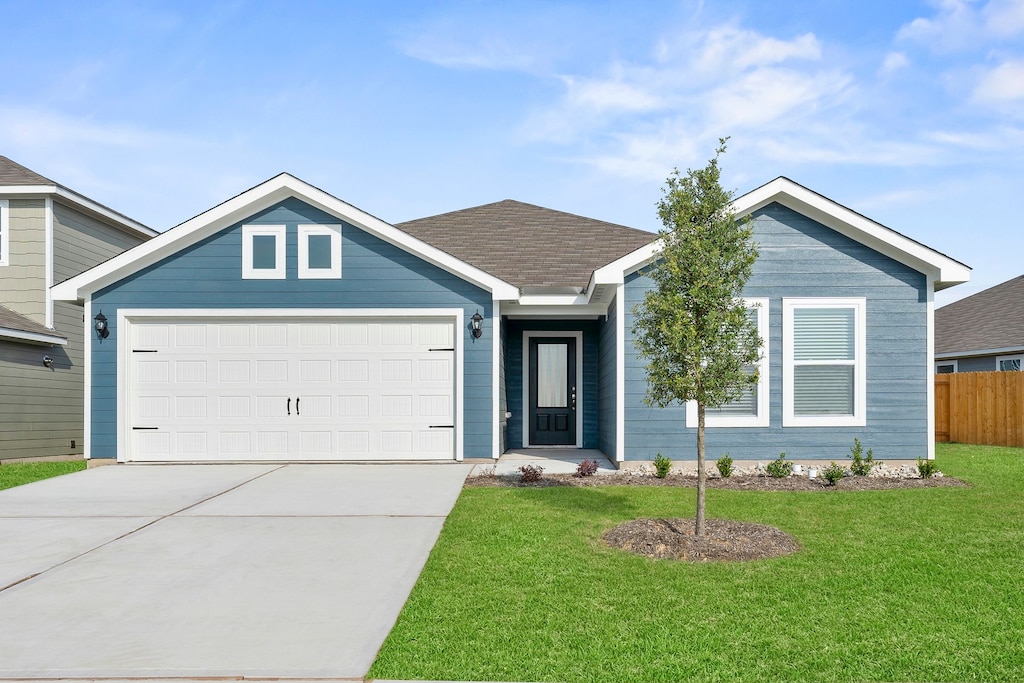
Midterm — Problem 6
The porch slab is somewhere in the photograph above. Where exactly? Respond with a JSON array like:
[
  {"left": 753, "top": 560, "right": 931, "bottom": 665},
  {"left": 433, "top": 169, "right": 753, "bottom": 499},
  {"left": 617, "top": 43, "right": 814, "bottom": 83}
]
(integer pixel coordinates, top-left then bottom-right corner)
[{"left": 471, "top": 449, "right": 616, "bottom": 476}]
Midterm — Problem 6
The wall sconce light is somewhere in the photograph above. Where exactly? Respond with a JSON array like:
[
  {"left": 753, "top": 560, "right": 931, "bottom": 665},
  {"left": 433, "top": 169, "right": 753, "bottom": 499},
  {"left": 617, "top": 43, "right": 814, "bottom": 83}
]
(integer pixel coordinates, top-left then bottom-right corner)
[
  {"left": 470, "top": 311, "right": 484, "bottom": 339},
  {"left": 94, "top": 311, "right": 109, "bottom": 340},
  {"left": 42, "top": 355, "right": 54, "bottom": 368}
]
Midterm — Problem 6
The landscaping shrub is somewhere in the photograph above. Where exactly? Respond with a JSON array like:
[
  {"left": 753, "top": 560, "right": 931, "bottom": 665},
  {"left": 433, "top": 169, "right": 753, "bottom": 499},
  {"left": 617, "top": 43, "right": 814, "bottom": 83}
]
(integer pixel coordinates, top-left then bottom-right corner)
[
  {"left": 574, "top": 459, "right": 599, "bottom": 478},
  {"left": 653, "top": 453, "right": 672, "bottom": 478},
  {"left": 716, "top": 454, "right": 734, "bottom": 478},
  {"left": 917, "top": 457, "right": 938, "bottom": 478},
  {"left": 518, "top": 464, "right": 544, "bottom": 483},
  {"left": 848, "top": 437, "right": 880, "bottom": 475},
  {"left": 821, "top": 461, "right": 845, "bottom": 486},
  {"left": 765, "top": 452, "right": 793, "bottom": 478}
]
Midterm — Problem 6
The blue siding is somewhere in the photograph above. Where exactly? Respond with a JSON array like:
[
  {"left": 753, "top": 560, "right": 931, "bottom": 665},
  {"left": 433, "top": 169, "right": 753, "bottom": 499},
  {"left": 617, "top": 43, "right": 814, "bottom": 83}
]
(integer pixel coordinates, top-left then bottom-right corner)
[
  {"left": 623, "top": 202, "right": 930, "bottom": 462},
  {"left": 503, "top": 319, "right": 600, "bottom": 450},
  {"left": 91, "top": 198, "right": 493, "bottom": 459},
  {"left": 597, "top": 294, "right": 618, "bottom": 458}
]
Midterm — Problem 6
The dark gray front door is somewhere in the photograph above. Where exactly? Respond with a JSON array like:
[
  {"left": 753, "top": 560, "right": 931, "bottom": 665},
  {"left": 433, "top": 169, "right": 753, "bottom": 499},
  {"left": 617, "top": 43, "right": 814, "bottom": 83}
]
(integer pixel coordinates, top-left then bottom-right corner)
[{"left": 528, "top": 337, "right": 576, "bottom": 446}]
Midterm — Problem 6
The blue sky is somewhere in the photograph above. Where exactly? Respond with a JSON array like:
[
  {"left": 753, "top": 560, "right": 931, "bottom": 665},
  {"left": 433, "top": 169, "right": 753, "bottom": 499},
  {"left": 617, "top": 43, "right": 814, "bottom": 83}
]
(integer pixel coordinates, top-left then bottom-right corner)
[{"left": 2, "top": 0, "right": 1022, "bottom": 306}]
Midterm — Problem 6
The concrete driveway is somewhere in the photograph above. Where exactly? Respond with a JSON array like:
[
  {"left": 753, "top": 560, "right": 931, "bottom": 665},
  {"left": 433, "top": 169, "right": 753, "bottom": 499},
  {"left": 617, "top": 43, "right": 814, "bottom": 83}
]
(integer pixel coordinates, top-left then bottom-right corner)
[{"left": 0, "top": 463, "right": 471, "bottom": 680}]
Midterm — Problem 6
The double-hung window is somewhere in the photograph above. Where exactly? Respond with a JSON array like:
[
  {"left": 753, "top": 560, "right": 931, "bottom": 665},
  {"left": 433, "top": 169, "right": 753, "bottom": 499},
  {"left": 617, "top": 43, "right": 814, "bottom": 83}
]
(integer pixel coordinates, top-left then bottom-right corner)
[
  {"left": 686, "top": 298, "right": 769, "bottom": 427},
  {"left": 0, "top": 199, "right": 9, "bottom": 267},
  {"left": 783, "top": 297, "right": 866, "bottom": 427},
  {"left": 242, "top": 224, "right": 286, "bottom": 279}
]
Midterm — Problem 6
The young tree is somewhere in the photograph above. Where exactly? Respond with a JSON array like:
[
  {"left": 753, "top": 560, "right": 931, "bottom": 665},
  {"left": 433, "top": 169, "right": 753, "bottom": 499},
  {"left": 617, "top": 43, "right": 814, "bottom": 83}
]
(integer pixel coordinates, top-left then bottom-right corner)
[{"left": 632, "top": 139, "right": 761, "bottom": 536}]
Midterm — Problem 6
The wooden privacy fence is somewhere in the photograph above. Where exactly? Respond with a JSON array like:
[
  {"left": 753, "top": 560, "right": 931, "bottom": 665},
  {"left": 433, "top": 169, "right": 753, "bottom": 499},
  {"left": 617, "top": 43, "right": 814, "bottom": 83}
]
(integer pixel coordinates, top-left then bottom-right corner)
[{"left": 935, "top": 372, "right": 1024, "bottom": 447}]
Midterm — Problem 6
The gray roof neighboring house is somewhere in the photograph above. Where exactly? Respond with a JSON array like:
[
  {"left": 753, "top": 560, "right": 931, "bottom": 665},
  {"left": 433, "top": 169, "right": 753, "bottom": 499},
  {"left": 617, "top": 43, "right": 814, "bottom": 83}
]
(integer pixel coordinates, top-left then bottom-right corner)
[
  {"left": 0, "top": 303, "right": 66, "bottom": 345},
  {"left": 935, "top": 274, "right": 1024, "bottom": 356},
  {"left": 397, "top": 199, "right": 656, "bottom": 291},
  {"left": 0, "top": 156, "right": 155, "bottom": 238}
]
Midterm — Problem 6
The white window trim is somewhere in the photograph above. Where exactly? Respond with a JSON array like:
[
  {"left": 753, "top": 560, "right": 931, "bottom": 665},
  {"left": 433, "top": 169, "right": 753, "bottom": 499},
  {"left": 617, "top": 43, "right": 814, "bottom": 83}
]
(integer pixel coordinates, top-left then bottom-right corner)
[
  {"left": 0, "top": 199, "right": 9, "bottom": 267},
  {"left": 298, "top": 224, "right": 342, "bottom": 279},
  {"left": 686, "top": 298, "right": 769, "bottom": 427},
  {"left": 935, "top": 360, "right": 958, "bottom": 373},
  {"left": 996, "top": 354, "right": 1023, "bottom": 371},
  {"left": 783, "top": 297, "right": 867, "bottom": 427},
  {"left": 242, "top": 224, "right": 286, "bottom": 279}
]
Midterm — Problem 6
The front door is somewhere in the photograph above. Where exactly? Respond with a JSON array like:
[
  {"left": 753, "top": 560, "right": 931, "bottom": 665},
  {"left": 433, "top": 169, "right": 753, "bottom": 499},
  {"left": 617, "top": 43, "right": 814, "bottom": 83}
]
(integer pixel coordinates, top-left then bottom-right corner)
[{"left": 528, "top": 337, "right": 577, "bottom": 446}]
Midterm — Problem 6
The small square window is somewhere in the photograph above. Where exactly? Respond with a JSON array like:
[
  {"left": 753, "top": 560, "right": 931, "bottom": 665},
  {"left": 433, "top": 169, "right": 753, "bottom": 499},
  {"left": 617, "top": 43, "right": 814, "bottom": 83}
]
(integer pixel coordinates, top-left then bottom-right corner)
[
  {"left": 298, "top": 224, "right": 342, "bottom": 279},
  {"left": 242, "top": 224, "right": 286, "bottom": 279}
]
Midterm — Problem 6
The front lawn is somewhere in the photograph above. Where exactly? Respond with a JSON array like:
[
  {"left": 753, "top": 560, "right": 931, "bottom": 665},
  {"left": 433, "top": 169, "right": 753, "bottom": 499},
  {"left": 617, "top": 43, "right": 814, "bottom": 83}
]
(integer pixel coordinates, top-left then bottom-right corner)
[
  {"left": 370, "top": 444, "right": 1024, "bottom": 682},
  {"left": 0, "top": 460, "right": 86, "bottom": 491}
]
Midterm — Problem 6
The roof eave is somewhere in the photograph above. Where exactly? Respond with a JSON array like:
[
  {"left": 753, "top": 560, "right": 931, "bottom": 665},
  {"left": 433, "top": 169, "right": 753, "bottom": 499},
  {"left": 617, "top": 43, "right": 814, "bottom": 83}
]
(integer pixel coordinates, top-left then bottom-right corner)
[
  {"left": 0, "top": 184, "right": 156, "bottom": 239},
  {"left": 52, "top": 173, "right": 519, "bottom": 303}
]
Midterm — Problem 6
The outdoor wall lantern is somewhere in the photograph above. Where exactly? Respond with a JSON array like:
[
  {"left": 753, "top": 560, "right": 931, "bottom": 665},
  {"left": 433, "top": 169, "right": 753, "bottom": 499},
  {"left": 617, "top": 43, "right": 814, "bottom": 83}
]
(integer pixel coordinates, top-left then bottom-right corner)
[
  {"left": 94, "top": 311, "right": 109, "bottom": 340},
  {"left": 471, "top": 311, "right": 484, "bottom": 339},
  {"left": 42, "top": 355, "right": 54, "bottom": 368}
]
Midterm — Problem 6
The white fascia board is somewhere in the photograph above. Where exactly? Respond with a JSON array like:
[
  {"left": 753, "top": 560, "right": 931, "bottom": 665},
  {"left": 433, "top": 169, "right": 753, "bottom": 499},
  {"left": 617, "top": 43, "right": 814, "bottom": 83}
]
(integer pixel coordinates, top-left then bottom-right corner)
[
  {"left": 0, "top": 327, "right": 68, "bottom": 346},
  {"left": 0, "top": 184, "right": 156, "bottom": 239},
  {"left": 732, "top": 178, "right": 970, "bottom": 288},
  {"left": 592, "top": 241, "right": 662, "bottom": 285},
  {"left": 53, "top": 174, "right": 519, "bottom": 302},
  {"left": 936, "top": 346, "right": 1024, "bottom": 359},
  {"left": 503, "top": 303, "right": 610, "bottom": 318}
]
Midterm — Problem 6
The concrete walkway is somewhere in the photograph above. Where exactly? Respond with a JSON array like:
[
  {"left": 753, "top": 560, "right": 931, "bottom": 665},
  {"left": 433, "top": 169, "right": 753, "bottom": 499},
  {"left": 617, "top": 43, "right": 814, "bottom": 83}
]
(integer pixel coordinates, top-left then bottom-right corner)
[{"left": 0, "top": 463, "right": 471, "bottom": 680}]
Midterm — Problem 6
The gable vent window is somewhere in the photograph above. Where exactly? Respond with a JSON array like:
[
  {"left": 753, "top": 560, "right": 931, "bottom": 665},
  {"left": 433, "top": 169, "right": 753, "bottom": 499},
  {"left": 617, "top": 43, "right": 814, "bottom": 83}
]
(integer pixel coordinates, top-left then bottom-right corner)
[
  {"left": 783, "top": 297, "right": 866, "bottom": 427},
  {"left": 242, "top": 224, "right": 286, "bottom": 279},
  {"left": 0, "top": 199, "right": 9, "bottom": 267},
  {"left": 298, "top": 224, "right": 342, "bottom": 279},
  {"left": 686, "top": 298, "right": 769, "bottom": 427}
]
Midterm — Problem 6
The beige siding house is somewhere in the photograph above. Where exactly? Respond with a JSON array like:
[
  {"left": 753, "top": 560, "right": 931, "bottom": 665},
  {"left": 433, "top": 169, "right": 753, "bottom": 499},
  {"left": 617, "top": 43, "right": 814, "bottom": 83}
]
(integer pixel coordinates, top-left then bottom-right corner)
[{"left": 0, "top": 157, "right": 156, "bottom": 461}]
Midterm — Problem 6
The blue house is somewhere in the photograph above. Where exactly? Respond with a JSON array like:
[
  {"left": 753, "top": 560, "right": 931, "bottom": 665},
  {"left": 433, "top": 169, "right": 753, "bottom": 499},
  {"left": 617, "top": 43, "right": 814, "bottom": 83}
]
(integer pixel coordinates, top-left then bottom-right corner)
[{"left": 53, "top": 174, "right": 969, "bottom": 465}]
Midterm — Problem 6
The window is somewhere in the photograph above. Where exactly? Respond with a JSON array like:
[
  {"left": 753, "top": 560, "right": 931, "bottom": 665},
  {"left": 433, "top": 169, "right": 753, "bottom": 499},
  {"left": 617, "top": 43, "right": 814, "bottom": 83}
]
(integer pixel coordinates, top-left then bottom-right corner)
[
  {"left": 686, "top": 298, "right": 769, "bottom": 427},
  {"left": 0, "top": 199, "right": 9, "bottom": 267},
  {"left": 935, "top": 361, "right": 957, "bottom": 374},
  {"left": 298, "top": 224, "right": 341, "bottom": 279},
  {"left": 997, "top": 354, "right": 1023, "bottom": 371},
  {"left": 783, "top": 297, "right": 866, "bottom": 427},
  {"left": 242, "top": 224, "right": 286, "bottom": 279}
]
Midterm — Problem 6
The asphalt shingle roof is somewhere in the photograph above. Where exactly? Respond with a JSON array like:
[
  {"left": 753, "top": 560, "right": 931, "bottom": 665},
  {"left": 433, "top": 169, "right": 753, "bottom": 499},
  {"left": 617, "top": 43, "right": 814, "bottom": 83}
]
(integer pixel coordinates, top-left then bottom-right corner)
[
  {"left": 0, "top": 156, "right": 54, "bottom": 185},
  {"left": 396, "top": 199, "right": 656, "bottom": 291},
  {"left": 935, "top": 274, "right": 1024, "bottom": 354},
  {"left": 0, "top": 303, "right": 65, "bottom": 341}
]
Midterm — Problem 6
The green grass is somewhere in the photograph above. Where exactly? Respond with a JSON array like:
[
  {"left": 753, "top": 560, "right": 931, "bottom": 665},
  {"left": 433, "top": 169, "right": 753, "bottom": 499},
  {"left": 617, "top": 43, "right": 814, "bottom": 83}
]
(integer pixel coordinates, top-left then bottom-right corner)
[
  {"left": 370, "top": 444, "right": 1024, "bottom": 682},
  {"left": 0, "top": 460, "right": 86, "bottom": 491}
]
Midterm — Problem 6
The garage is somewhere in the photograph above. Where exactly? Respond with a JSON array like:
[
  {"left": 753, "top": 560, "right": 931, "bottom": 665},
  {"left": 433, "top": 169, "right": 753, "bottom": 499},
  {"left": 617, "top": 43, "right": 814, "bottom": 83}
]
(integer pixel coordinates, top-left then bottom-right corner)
[{"left": 125, "top": 316, "right": 457, "bottom": 462}]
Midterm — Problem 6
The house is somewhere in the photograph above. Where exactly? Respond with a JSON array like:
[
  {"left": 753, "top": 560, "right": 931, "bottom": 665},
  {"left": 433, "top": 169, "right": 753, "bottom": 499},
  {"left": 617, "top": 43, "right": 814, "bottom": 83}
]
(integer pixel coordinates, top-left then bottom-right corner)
[
  {"left": 0, "top": 157, "right": 156, "bottom": 461},
  {"left": 52, "top": 173, "right": 969, "bottom": 465},
  {"left": 935, "top": 274, "right": 1024, "bottom": 373}
]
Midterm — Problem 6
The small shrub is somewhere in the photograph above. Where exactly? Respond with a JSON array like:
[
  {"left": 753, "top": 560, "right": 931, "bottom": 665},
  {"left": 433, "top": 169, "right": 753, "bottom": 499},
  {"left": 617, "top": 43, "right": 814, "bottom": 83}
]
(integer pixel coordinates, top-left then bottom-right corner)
[
  {"left": 716, "top": 454, "right": 734, "bottom": 478},
  {"left": 917, "top": 457, "right": 938, "bottom": 479},
  {"left": 574, "top": 459, "right": 599, "bottom": 478},
  {"left": 765, "top": 452, "right": 793, "bottom": 478},
  {"left": 821, "top": 461, "right": 845, "bottom": 486},
  {"left": 519, "top": 464, "right": 544, "bottom": 483},
  {"left": 848, "top": 437, "right": 880, "bottom": 476},
  {"left": 653, "top": 453, "right": 672, "bottom": 479}
]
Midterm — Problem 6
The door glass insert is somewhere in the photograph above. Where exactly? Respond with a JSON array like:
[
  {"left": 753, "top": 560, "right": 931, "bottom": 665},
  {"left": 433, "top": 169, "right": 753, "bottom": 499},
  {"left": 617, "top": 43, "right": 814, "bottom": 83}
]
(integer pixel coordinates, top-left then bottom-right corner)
[{"left": 537, "top": 343, "right": 568, "bottom": 407}]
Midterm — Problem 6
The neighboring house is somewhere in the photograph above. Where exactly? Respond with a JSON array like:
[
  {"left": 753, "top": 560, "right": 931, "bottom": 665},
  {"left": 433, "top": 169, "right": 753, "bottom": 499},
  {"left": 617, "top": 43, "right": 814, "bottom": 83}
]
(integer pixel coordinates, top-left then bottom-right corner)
[
  {"left": 52, "top": 174, "right": 969, "bottom": 465},
  {"left": 935, "top": 274, "right": 1024, "bottom": 373},
  {"left": 0, "top": 157, "right": 156, "bottom": 461}
]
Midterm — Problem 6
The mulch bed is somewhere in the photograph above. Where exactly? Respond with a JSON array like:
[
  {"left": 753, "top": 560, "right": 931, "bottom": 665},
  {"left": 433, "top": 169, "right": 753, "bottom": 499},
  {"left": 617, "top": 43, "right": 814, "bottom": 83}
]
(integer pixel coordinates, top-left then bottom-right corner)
[
  {"left": 466, "top": 472, "right": 967, "bottom": 491},
  {"left": 602, "top": 517, "right": 800, "bottom": 562}
]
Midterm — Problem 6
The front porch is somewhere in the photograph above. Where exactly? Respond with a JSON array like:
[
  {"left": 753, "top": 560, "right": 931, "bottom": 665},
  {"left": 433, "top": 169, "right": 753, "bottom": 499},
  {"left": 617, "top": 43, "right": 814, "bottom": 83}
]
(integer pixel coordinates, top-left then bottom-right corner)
[{"left": 469, "top": 448, "right": 616, "bottom": 476}]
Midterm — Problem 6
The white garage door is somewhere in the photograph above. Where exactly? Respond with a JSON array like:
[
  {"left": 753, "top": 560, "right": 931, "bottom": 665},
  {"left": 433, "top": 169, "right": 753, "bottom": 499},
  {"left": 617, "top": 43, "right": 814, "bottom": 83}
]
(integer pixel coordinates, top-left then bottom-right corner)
[{"left": 127, "top": 318, "right": 456, "bottom": 461}]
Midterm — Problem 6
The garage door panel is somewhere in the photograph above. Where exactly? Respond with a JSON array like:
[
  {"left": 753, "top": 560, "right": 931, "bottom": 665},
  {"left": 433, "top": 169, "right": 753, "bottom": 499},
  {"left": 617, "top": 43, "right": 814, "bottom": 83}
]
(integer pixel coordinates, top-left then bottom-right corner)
[{"left": 128, "top": 318, "right": 456, "bottom": 461}]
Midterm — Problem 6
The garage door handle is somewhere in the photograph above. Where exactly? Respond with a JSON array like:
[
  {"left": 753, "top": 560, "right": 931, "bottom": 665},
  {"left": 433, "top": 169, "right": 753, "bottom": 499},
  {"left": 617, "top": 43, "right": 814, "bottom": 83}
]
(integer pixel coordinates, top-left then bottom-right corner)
[
  {"left": 287, "top": 397, "right": 291, "bottom": 415},
  {"left": 429, "top": 424, "right": 455, "bottom": 428},
  {"left": 296, "top": 397, "right": 300, "bottom": 415}
]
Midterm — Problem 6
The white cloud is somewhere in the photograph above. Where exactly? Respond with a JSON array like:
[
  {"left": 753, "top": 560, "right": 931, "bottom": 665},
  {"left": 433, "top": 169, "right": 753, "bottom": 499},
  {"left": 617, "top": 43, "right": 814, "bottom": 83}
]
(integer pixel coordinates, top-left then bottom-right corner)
[
  {"left": 880, "top": 51, "right": 910, "bottom": 75},
  {"left": 972, "top": 58, "right": 1024, "bottom": 102},
  {"left": 898, "top": 0, "right": 1024, "bottom": 50},
  {"left": 561, "top": 71, "right": 665, "bottom": 114},
  {"left": 693, "top": 27, "right": 821, "bottom": 75}
]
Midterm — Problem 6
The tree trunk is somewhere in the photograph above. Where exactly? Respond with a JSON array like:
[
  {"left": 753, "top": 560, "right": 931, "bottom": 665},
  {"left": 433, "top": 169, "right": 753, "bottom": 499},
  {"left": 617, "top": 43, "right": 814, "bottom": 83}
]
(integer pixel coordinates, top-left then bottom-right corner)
[{"left": 696, "top": 401, "right": 706, "bottom": 536}]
